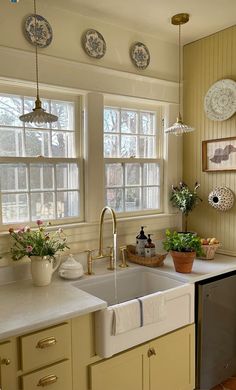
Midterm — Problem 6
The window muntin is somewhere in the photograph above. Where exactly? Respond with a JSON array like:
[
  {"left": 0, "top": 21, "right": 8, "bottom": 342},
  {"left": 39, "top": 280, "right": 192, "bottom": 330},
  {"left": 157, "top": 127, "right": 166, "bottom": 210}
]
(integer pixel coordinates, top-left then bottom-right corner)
[
  {"left": 104, "top": 106, "right": 162, "bottom": 214},
  {"left": 0, "top": 93, "right": 80, "bottom": 225}
]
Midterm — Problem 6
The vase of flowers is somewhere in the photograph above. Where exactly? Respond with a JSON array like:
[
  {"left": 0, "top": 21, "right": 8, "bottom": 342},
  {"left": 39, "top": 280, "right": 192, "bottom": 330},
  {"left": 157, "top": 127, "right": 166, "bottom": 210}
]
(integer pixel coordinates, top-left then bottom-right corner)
[{"left": 9, "top": 220, "right": 69, "bottom": 286}]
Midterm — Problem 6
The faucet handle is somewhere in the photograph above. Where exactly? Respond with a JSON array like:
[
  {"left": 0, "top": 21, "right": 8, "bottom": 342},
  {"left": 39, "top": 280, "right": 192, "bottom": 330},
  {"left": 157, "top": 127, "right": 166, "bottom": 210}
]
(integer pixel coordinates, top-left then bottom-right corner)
[
  {"left": 84, "top": 249, "right": 94, "bottom": 275},
  {"left": 119, "top": 246, "right": 129, "bottom": 268}
]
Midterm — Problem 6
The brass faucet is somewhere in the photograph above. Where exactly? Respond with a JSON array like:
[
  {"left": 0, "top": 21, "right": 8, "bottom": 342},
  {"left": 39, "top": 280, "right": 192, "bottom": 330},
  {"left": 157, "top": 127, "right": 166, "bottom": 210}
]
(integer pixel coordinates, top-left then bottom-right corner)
[{"left": 86, "top": 206, "right": 117, "bottom": 275}]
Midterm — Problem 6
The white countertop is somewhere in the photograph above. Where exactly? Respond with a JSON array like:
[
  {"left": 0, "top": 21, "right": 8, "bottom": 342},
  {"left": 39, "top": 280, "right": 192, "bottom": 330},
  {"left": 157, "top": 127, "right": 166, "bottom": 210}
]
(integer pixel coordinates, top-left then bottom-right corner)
[{"left": 0, "top": 252, "right": 236, "bottom": 341}]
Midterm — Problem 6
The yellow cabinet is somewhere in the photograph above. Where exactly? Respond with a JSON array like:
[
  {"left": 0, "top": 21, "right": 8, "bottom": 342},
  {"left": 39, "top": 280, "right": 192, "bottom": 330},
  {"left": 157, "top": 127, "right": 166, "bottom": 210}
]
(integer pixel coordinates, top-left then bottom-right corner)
[
  {"left": 88, "top": 324, "right": 195, "bottom": 390},
  {"left": 0, "top": 339, "right": 17, "bottom": 390}
]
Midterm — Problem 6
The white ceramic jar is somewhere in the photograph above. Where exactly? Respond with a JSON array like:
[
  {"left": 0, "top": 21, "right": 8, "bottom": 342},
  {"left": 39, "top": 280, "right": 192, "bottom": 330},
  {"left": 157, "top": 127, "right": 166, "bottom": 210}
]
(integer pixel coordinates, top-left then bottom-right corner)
[{"left": 58, "top": 254, "right": 84, "bottom": 280}]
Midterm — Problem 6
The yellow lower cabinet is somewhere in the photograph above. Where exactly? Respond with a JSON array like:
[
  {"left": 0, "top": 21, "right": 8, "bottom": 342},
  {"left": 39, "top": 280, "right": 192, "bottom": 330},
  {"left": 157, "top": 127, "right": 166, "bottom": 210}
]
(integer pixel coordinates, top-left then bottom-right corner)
[
  {"left": 149, "top": 325, "right": 195, "bottom": 390},
  {"left": 89, "top": 344, "right": 149, "bottom": 390},
  {"left": 0, "top": 339, "right": 18, "bottom": 390},
  {"left": 21, "top": 360, "right": 72, "bottom": 390}
]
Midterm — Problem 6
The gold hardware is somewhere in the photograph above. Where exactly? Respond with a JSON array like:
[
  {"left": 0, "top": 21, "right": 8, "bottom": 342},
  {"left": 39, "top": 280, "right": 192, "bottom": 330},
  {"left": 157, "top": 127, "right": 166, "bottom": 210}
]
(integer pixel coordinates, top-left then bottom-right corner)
[
  {"left": 1, "top": 358, "right": 11, "bottom": 366},
  {"left": 37, "top": 374, "right": 58, "bottom": 387},
  {"left": 171, "top": 13, "right": 189, "bottom": 25},
  {"left": 107, "top": 246, "right": 115, "bottom": 271},
  {"left": 36, "top": 337, "right": 57, "bottom": 349},
  {"left": 85, "top": 249, "right": 94, "bottom": 275},
  {"left": 147, "top": 347, "right": 156, "bottom": 358},
  {"left": 119, "top": 246, "right": 129, "bottom": 268}
]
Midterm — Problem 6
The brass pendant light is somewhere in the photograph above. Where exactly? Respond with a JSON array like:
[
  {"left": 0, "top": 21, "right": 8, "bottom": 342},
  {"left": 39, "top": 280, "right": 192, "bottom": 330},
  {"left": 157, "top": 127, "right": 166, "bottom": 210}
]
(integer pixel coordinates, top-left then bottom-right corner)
[
  {"left": 165, "top": 13, "right": 194, "bottom": 135},
  {"left": 20, "top": 0, "right": 58, "bottom": 124}
]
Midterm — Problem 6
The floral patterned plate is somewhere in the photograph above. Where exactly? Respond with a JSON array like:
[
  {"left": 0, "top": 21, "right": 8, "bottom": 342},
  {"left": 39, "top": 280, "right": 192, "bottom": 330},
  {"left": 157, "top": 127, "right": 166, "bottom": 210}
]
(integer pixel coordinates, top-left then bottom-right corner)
[
  {"left": 204, "top": 79, "right": 236, "bottom": 121},
  {"left": 130, "top": 42, "right": 150, "bottom": 70},
  {"left": 24, "top": 14, "right": 53, "bottom": 48},
  {"left": 82, "top": 29, "right": 106, "bottom": 59}
]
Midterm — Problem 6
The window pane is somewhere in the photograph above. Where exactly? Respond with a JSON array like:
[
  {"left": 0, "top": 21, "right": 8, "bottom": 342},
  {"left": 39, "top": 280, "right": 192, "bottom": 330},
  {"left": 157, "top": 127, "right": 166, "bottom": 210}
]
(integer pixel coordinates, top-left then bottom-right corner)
[
  {"left": 30, "top": 165, "right": 54, "bottom": 191},
  {"left": 31, "top": 192, "right": 55, "bottom": 220},
  {"left": 104, "top": 109, "right": 119, "bottom": 133},
  {"left": 140, "top": 112, "right": 155, "bottom": 135},
  {"left": 121, "top": 135, "right": 137, "bottom": 157},
  {"left": 0, "top": 164, "right": 27, "bottom": 192},
  {"left": 56, "top": 164, "right": 79, "bottom": 190},
  {"left": 143, "top": 187, "right": 160, "bottom": 209},
  {"left": 25, "top": 130, "right": 49, "bottom": 157},
  {"left": 105, "top": 164, "right": 123, "bottom": 187},
  {"left": 106, "top": 188, "right": 123, "bottom": 212},
  {"left": 143, "top": 164, "right": 160, "bottom": 185},
  {"left": 104, "top": 134, "right": 119, "bottom": 157},
  {"left": 121, "top": 110, "right": 137, "bottom": 134},
  {"left": 139, "top": 136, "right": 155, "bottom": 158},
  {"left": 2, "top": 193, "right": 29, "bottom": 223},
  {"left": 125, "top": 164, "right": 141, "bottom": 186},
  {"left": 52, "top": 132, "right": 74, "bottom": 157},
  {"left": 0, "top": 128, "right": 22, "bottom": 156},
  {"left": 51, "top": 101, "right": 74, "bottom": 131},
  {"left": 0, "top": 95, "right": 23, "bottom": 126},
  {"left": 125, "top": 188, "right": 141, "bottom": 211},
  {"left": 57, "top": 191, "right": 79, "bottom": 218}
]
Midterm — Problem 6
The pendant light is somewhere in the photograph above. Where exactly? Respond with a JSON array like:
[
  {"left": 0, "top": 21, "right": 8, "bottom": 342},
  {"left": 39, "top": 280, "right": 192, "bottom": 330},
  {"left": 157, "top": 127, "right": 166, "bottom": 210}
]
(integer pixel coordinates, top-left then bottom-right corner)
[
  {"left": 20, "top": 0, "right": 58, "bottom": 124},
  {"left": 165, "top": 13, "right": 194, "bottom": 135}
]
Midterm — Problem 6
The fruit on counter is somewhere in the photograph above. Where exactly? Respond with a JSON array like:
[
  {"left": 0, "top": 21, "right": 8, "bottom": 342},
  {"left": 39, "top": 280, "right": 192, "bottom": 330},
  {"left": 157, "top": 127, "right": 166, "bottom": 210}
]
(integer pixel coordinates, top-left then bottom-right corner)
[{"left": 200, "top": 237, "right": 219, "bottom": 245}]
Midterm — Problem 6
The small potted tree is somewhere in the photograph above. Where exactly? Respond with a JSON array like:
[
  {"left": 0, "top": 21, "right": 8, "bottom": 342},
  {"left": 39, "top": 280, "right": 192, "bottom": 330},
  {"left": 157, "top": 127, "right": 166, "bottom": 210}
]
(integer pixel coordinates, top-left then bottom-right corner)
[
  {"left": 163, "top": 230, "right": 203, "bottom": 273},
  {"left": 170, "top": 182, "right": 202, "bottom": 233}
]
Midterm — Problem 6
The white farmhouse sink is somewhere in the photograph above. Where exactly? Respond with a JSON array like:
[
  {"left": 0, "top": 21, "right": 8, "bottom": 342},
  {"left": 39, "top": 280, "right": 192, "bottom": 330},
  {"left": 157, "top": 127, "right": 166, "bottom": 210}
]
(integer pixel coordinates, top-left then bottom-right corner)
[{"left": 73, "top": 267, "right": 194, "bottom": 357}]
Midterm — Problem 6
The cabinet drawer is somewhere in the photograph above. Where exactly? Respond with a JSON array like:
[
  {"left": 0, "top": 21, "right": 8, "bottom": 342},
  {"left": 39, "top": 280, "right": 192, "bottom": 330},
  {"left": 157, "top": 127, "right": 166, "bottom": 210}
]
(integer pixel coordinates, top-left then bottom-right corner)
[
  {"left": 21, "top": 323, "right": 71, "bottom": 371},
  {"left": 22, "top": 360, "right": 72, "bottom": 390}
]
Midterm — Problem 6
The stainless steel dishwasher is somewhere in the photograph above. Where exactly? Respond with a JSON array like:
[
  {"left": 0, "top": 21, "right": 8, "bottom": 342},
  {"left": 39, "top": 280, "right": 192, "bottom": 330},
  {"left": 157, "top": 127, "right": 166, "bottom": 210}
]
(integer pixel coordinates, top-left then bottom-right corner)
[{"left": 196, "top": 272, "right": 236, "bottom": 390}]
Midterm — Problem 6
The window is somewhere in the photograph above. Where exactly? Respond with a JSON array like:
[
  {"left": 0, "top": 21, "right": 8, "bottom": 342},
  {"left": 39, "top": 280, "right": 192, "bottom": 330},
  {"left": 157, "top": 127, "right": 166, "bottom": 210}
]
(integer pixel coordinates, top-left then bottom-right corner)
[
  {"left": 104, "top": 106, "right": 162, "bottom": 214},
  {"left": 0, "top": 93, "right": 81, "bottom": 225}
]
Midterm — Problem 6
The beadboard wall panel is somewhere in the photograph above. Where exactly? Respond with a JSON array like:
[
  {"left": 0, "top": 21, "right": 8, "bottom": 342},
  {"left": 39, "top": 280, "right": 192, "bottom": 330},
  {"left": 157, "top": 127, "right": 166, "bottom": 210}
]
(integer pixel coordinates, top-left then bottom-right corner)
[{"left": 183, "top": 25, "right": 236, "bottom": 255}]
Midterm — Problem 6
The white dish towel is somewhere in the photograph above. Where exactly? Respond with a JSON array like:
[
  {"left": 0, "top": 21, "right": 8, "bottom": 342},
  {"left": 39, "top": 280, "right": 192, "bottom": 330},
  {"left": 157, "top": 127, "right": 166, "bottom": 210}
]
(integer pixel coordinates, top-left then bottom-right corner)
[
  {"left": 110, "top": 299, "right": 141, "bottom": 335},
  {"left": 138, "top": 291, "right": 167, "bottom": 326}
]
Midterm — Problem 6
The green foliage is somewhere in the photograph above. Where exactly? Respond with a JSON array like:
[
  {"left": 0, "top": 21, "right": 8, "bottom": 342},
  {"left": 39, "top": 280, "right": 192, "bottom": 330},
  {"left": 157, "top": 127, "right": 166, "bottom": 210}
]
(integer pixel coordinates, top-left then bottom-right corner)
[
  {"left": 163, "top": 230, "right": 203, "bottom": 256},
  {"left": 170, "top": 182, "right": 202, "bottom": 216},
  {"left": 9, "top": 221, "right": 69, "bottom": 261}
]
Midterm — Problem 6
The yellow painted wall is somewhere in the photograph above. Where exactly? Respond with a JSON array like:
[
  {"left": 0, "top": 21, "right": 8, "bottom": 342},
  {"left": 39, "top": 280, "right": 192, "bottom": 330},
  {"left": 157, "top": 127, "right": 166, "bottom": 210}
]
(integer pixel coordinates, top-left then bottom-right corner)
[{"left": 183, "top": 25, "right": 236, "bottom": 255}]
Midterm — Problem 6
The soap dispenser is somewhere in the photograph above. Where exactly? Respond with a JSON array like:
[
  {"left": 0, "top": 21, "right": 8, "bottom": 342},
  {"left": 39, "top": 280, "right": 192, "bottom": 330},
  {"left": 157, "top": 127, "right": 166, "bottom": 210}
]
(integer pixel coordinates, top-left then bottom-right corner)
[
  {"left": 145, "top": 234, "right": 156, "bottom": 257},
  {"left": 136, "top": 226, "right": 147, "bottom": 256}
]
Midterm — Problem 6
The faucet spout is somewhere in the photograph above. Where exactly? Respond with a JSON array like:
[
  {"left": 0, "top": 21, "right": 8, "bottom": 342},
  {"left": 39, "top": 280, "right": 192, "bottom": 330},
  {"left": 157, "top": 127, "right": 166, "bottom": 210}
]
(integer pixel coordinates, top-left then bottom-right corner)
[{"left": 98, "top": 206, "right": 117, "bottom": 257}]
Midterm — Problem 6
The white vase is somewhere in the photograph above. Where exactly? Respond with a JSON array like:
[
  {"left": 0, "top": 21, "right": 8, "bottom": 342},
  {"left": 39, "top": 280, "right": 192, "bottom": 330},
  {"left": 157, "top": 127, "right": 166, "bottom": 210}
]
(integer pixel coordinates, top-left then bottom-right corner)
[{"left": 30, "top": 256, "right": 60, "bottom": 287}]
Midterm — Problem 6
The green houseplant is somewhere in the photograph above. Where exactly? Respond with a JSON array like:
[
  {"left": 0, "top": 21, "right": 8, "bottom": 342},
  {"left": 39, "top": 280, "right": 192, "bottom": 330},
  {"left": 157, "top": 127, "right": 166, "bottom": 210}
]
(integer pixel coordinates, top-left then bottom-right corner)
[
  {"left": 163, "top": 229, "right": 203, "bottom": 273},
  {"left": 170, "top": 182, "right": 202, "bottom": 233}
]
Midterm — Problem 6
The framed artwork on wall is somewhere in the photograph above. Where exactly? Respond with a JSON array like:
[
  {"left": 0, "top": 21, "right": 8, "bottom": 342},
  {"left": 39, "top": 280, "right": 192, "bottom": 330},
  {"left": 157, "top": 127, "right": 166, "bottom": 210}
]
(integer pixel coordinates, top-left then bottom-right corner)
[{"left": 202, "top": 137, "right": 236, "bottom": 172}]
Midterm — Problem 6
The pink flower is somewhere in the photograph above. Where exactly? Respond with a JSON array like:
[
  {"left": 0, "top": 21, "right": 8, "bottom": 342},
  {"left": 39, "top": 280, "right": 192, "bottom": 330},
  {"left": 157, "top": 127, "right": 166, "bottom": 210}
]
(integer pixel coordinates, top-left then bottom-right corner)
[
  {"left": 36, "top": 220, "right": 43, "bottom": 226},
  {"left": 26, "top": 245, "right": 33, "bottom": 253},
  {"left": 9, "top": 227, "right": 14, "bottom": 233}
]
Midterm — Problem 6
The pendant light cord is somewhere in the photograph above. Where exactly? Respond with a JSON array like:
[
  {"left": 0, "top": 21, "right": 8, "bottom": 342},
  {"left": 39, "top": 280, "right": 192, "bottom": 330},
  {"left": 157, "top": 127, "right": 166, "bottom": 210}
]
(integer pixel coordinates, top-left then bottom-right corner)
[
  {"left": 178, "top": 23, "right": 182, "bottom": 121},
  {"left": 34, "top": 0, "right": 40, "bottom": 104}
]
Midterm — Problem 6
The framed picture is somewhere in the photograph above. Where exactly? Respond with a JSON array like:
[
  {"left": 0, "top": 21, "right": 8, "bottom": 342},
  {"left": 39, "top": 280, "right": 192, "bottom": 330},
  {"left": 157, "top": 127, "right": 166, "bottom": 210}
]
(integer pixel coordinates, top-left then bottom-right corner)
[{"left": 202, "top": 137, "right": 236, "bottom": 172}]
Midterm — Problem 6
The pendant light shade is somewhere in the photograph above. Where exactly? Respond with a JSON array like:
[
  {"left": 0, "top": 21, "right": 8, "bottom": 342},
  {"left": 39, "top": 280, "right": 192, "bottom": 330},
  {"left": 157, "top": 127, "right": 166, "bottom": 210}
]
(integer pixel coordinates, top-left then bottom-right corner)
[
  {"left": 165, "top": 13, "right": 194, "bottom": 135},
  {"left": 19, "top": 0, "right": 58, "bottom": 124}
]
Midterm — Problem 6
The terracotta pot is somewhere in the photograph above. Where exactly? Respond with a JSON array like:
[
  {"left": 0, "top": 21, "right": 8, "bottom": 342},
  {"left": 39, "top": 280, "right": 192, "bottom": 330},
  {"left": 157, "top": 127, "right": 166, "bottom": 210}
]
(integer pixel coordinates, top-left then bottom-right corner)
[{"left": 170, "top": 251, "right": 196, "bottom": 273}]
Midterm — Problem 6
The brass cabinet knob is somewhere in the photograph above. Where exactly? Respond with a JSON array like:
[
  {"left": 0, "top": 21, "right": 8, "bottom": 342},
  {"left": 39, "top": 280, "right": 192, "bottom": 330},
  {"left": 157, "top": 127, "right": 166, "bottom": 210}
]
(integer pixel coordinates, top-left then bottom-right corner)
[
  {"left": 1, "top": 358, "right": 11, "bottom": 366},
  {"left": 147, "top": 347, "right": 156, "bottom": 358},
  {"left": 37, "top": 374, "right": 58, "bottom": 387},
  {"left": 36, "top": 336, "right": 57, "bottom": 349}
]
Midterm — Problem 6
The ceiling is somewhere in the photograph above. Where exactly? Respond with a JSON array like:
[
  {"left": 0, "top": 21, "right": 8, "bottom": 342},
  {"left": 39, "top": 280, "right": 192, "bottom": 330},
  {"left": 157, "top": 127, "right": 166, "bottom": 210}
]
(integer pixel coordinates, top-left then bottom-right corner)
[{"left": 45, "top": 0, "right": 236, "bottom": 44}]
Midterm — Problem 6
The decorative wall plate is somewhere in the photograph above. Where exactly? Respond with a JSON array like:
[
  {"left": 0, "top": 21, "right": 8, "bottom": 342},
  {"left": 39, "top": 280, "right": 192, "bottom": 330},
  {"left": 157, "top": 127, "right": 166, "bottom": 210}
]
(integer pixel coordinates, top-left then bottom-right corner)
[
  {"left": 204, "top": 79, "right": 236, "bottom": 121},
  {"left": 82, "top": 29, "right": 106, "bottom": 59},
  {"left": 24, "top": 14, "right": 53, "bottom": 48},
  {"left": 130, "top": 42, "right": 150, "bottom": 70}
]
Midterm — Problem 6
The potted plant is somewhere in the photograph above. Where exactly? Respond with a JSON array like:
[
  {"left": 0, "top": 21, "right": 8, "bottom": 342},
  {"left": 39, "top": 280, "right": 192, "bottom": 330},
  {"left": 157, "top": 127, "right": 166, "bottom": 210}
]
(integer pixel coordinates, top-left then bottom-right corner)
[
  {"left": 163, "top": 229, "right": 203, "bottom": 273},
  {"left": 170, "top": 182, "right": 202, "bottom": 233},
  {"left": 9, "top": 220, "right": 69, "bottom": 286}
]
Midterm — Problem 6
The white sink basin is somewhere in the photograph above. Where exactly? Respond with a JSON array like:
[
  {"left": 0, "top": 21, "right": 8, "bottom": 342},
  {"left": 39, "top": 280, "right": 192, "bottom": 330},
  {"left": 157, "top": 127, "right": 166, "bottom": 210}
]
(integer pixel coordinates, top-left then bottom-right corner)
[{"left": 73, "top": 267, "right": 194, "bottom": 357}]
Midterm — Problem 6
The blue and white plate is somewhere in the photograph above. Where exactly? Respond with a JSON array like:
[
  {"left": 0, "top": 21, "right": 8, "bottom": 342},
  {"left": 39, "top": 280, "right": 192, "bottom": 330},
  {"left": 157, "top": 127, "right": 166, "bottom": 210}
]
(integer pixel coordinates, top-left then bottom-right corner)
[
  {"left": 24, "top": 14, "right": 53, "bottom": 48},
  {"left": 130, "top": 42, "right": 150, "bottom": 70},
  {"left": 82, "top": 29, "right": 106, "bottom": 59}
]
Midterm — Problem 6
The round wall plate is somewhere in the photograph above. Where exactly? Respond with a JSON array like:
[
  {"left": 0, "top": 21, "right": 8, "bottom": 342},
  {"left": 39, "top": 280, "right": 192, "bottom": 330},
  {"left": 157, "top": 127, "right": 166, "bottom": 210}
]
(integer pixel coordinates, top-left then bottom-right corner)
[
  {"left": 24, "top": 14, "right": 53, "bottom": 48},
  {"left": 130, "top": 42, "right": 150, "bottom": 70},
  {"left": 82, "top": 29, "right": 106, "bottom": 59},
  {"left": 204, "top": 79, "right": 236, "bottom": 121}
]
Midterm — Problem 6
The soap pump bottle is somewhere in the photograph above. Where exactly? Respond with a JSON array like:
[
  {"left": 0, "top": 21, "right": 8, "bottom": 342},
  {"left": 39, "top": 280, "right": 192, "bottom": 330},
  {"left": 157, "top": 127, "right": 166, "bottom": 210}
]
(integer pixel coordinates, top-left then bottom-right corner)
[
  {"left": 136, "top": 226, "right": 147, "bottom": 256},
  {"left": 145, "top": 234, "right": 156, "bottom": 257}
]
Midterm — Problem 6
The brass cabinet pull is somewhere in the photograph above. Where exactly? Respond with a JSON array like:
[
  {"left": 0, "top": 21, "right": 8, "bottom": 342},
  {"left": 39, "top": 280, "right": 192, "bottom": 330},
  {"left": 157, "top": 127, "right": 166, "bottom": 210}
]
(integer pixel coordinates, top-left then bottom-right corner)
[
  {"left": 1, "top": 358, "right": 11, "bottom": 366},
  {"left": 147, "top": 347, "right": 156, "bottom": 358},
  {"left": 36, "top": 337, "right": 57, "bottom": 349},
  {"left": 37, "top": 374, "right": 58, "bottom": 387}
]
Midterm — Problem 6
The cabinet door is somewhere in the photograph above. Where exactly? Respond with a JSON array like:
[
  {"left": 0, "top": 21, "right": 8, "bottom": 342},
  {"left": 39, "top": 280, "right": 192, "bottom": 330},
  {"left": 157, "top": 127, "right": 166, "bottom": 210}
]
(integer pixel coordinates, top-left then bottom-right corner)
[
  {"left": 149, "top": 325, "right": 195, "bottom": 390},
  {"left": 89, "top": 344, "right": 148, "bottom": 390},
  {"left": 0, "top": 340, "right": 18, "bottom": 390}
]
